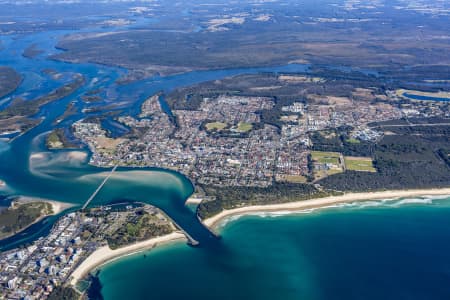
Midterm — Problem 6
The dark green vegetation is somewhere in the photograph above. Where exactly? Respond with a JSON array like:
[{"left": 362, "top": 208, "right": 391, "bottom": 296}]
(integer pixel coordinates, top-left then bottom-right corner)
[
  {"left": 167, "top": 72, "right": 340, "bottom": 111},
  {"left": 0, "top": 201, "right": 53, "bottom": 240},
  {"left": 53, "top": 101, "right": 78, "bottom": 125},
  {"left": 47, "top": 286, "right": 79, "bottom": 300},
  {"left": 318, "top": 126, "right": 450, "bottom": 191},
  {"left": 52, "top": 0, "right": 450, "bottom": 78},
  {"left": 168, "top": 71, "right": 450, "bottom": 219},
  {"left": 197, "top": 125, "right": 450, "bottom": 219},
  {"left": 87, "top": 272, "right": 104, "bottom": 300},
  {"left": 0, "top": 73, "right": 84, "bottom": 119},
  {"left": 198, "top": 183, "right": 333, "bottom": 219},
  {"left": 22, "top": 44, "right": 44, "bottom": 59},
  {"left": 0, "top": 66, "right": 21, "bottom": 99},
  {"left": 0, "top": 73, "right": 84, "bottom": 135},
  {"left": 46, "top": 128, "right": 79, "bottom": 149},
  {"left": 167, "top": 71, "right": 388, "bottom": 130},
  {"left": 310, "top": 127, "right": 375, "bottom": 157},
  {"left": 438, "top": 149, "right": 450, "bottom": 167},
  {"left": 106, "top": 211, "right": 173, "bottom": 250}
]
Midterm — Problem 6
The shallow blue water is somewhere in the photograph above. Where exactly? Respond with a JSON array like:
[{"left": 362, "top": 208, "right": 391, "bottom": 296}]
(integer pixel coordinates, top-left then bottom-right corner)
[
  {"left": 0, "top": 27, "right": 310, "bottom": 250},
  {"left": 1, "top": 19, "right": 450, "bottom": 300}
]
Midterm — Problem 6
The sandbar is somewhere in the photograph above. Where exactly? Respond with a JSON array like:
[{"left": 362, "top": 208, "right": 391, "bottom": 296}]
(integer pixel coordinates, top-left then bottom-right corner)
[{"left": 16, "top": 196, "right": 75, "bottom": 215}]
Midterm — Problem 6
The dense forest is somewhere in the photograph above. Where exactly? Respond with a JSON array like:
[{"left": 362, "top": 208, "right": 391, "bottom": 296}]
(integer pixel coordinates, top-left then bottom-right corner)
[
  {"left": 319, "top": 133, "right": 450, "bottom": 191},
  {"left": 0, "top": 202, "right": 52, "bottom": 239},
  {"left": 310, "top": 126, "right": 375, "bottom": 157},
  {"left": 197, "top": 182, "right": 333, "bottom": 219},
  {"left": 0, "top": 66, "right": 21, "bottom": 99},
  {"left": 47, "top": 286, "right": 79, "bottom": 300}
]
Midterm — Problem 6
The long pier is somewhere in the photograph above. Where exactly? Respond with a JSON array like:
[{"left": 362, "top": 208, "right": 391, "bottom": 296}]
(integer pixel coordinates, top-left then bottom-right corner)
[{"left": 82, "top": 165, "right": 118, "bottom": 210}]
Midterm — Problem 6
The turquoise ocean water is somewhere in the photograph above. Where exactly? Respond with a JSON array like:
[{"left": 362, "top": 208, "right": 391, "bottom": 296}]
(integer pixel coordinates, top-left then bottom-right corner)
[
  {"left": 0, "top": 20, "right": 450, "bottom": 300},
  {"left": 99, "top": 196, "right": 450, "bottom": 300}
]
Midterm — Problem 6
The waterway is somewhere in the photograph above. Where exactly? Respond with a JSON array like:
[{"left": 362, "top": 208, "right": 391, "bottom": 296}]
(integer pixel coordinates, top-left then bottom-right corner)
[
  {"left": 99, "top": 196, "right": 450, "bottom": 300},
  {"left": 0, "top": 23, "right": 310, "bottom": 250},
  {"left": 1, "top": 18, "right": 450, "bottom": 300},
  {"left": 403, "top": 93, "right": 450, "bottom": 102}
]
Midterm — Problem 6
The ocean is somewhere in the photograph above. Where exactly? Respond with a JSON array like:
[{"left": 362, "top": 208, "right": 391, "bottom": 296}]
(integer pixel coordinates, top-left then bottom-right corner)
[
  {"left": 98, "top": 196, "right": 450, "bottom": 300},
  {"left": 1, "top": 21, "right": 450, "bottom": 300}
]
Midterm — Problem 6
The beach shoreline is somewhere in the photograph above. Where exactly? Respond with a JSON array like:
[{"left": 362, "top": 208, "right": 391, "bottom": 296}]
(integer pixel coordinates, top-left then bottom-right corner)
[
  {"left": 69, "top": 232, "right": 186, "bottom": 286},
  {"left": 15, "top": 196, "right": 75, "bottom": 215},
  {"left": 68, "top": 188, "right": 450, "bottom": 287},
  {"left": 202, "top": 188, "right": 450, "bottom": 230},
  {"left": 0, "top": 197, "right": 75, "bottom": 241}
]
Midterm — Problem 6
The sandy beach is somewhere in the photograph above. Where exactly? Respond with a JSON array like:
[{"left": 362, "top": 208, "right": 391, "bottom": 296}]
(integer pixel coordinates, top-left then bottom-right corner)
[
  {"left": 0, "top": 197, "right": 75, "bottom": 241},
  {"left": 202, "top": 188, "right": 450, "bottom": 229},
  {"left": 16, "top": 196, "right": 75, "bottom": 215},
  {"left": 69, "top": 232, "right": 186, "bottom": 286},
  {"left": 185, "top": 197, "right": 203, "bottom": 205}
]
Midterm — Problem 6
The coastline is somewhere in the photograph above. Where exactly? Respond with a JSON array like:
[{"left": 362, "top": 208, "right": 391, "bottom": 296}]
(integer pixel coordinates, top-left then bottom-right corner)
[
  {"left": 15, "top": 196, "right": 75, "bottom": 215},
  {"left": 185, "top": 197, "right": 203, "bottom": 205},
  {"left": 0, "top": 197, "right": 75, "bottom": 241},
  {"left": 202, "top": 188, "right": 450, "bottom": 230},
  {"left": 69, "top": 232, "right": 186, "bottom": 286}
]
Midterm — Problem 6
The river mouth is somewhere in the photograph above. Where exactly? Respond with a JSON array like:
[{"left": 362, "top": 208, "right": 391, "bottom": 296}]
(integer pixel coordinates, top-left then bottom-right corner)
[
  {"left": 0, "top": 23, "right": 404, "bottom": 250},
  {"left": 0, "top": 25, "right": 314, "bottom": 250}
]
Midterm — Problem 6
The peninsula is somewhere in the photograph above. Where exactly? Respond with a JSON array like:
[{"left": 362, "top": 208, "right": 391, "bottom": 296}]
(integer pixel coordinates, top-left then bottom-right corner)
[{"left": 0, "top": 198, "right": 73, "bottom": 240}]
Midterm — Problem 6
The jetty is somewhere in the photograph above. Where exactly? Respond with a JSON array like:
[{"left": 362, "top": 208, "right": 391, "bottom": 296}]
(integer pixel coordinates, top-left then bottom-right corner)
[{"left": 82, "top": 165, "right": 118, "bottom": 210}]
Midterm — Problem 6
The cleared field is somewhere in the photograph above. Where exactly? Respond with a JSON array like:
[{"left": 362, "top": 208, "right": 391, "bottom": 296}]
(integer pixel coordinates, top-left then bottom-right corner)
[
  {"left": 95, "top": 137, "right": 125, "bottom": 153},
  {"left": 346, "top": 138, "right": 361, "bottom": 144},
  {"left": 277, "top": 175, "right": 308, "bottom": 183},
  {"left": 205, "top": 122, "right": 227, "bottom": 131},
  {"left": 237, "top": 122, "right": 253, "bottom": 132},
  {"left": 311, "top": 151, "right": 341, "bottom": 165},
  {"left": 344, "top": 156, "right": 376, "bottom": 172},
  {"left": 311, "top": 151, "right": 344, "bottom": 180}
]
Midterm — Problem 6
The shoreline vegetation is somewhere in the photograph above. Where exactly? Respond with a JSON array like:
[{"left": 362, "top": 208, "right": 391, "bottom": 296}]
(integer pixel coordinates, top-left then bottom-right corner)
[
  {"left": 46, "top": 128, "right": 80, "bottom": 150},
  {"left": 0, "top": 73, "right": 84, "bottom": 140},
  {"left": 0, "top": 66, "right": 22, "bottom": 99},
  {"left": 69, "top": 232, "right": 186, "bottom": 286},
  {"left": 0, "top": 197, "right": 74, "bottom": 240},
  {"left": 201, "top": 188, "right": 450, "bottom": 230}
]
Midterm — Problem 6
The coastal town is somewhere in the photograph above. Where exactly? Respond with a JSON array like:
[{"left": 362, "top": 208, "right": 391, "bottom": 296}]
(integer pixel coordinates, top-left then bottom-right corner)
[
  {"left": 0, "top": 204, "right": 179, "bottom": 299},
  {"left": 73, "top": 83, "right": 449, "bottom": 188}
]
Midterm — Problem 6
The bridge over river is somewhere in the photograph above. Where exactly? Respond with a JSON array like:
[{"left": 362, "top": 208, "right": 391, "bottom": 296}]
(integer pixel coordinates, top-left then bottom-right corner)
[{"left": 82, "top": 165, "right": 118, "bottom": 210}]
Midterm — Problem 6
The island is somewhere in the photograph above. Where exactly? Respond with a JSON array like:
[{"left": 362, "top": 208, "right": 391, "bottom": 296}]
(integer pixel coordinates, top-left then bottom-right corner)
[
  {"left": 46, "top": 128, "right": 79, "bottom": 150},
  {"left": 0, "top": 66, "right": 21, "bottom": 99},
  {"left": 0, "top": 73, "right": 84, "bottom": 139}
]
